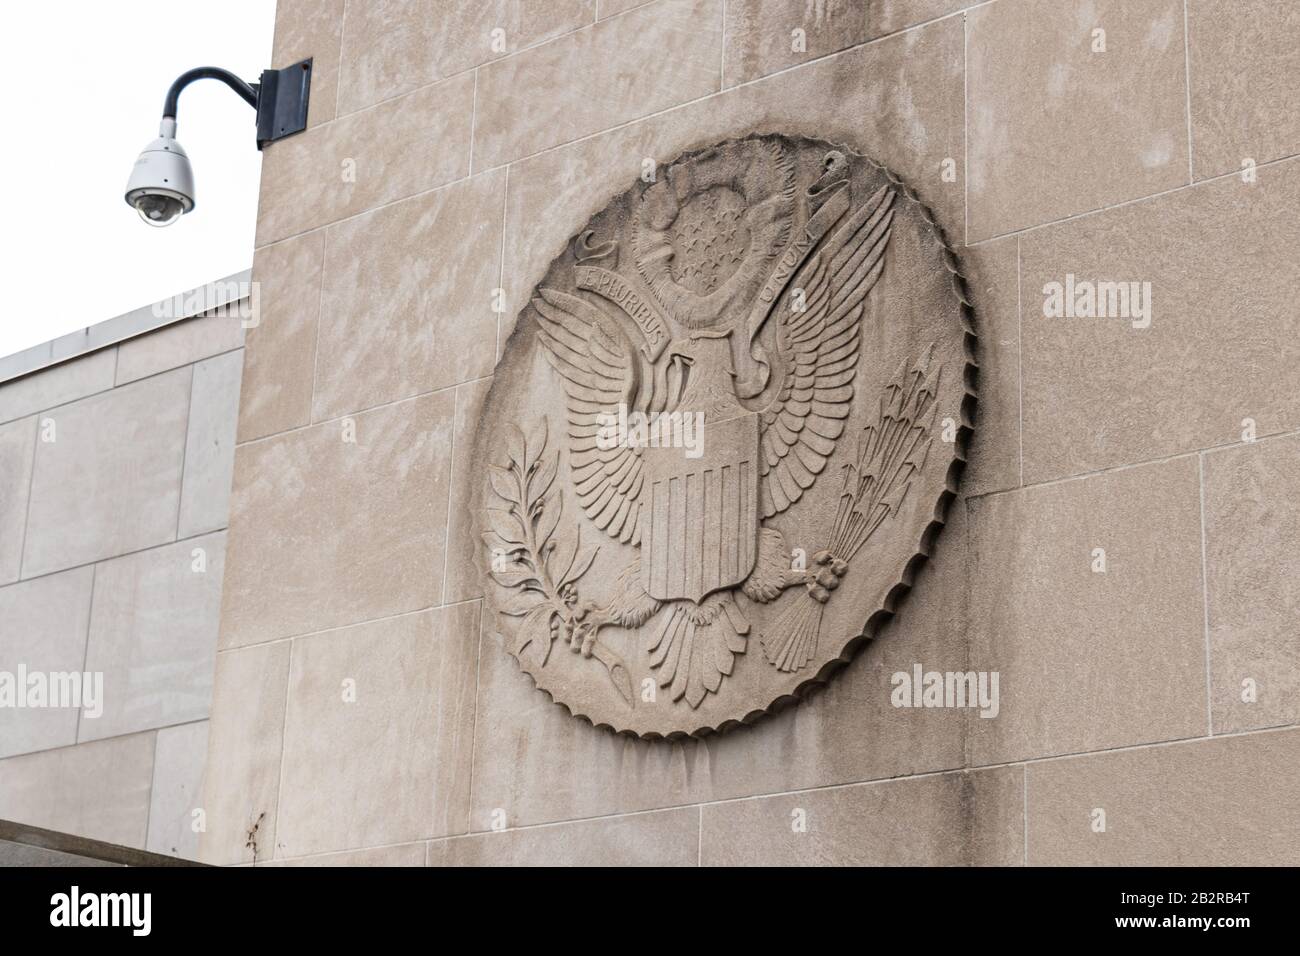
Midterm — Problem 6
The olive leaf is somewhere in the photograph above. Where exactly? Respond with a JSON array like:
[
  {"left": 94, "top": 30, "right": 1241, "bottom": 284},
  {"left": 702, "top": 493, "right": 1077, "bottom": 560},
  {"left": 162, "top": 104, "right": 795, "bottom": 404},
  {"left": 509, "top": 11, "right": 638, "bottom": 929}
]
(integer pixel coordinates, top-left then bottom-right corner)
[
  {"left": 485, "top": 424, "right": 574, "bottom": 666},
  {"left": 515, "top": 605, "right": 559, "bottom": 666},
  {"left": 560, "top": 536, "right": 600, "bottom": 588},
  {"left": 485, "top": 422, "right": 633, "bottom": 704}
]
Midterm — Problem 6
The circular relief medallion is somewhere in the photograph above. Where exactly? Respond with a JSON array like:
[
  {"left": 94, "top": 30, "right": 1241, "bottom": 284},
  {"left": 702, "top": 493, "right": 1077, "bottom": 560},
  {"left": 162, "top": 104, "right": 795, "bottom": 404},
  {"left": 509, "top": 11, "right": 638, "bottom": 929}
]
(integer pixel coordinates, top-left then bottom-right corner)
[{"left": 475, "top": 134, "right": 974, "bottom": 737}]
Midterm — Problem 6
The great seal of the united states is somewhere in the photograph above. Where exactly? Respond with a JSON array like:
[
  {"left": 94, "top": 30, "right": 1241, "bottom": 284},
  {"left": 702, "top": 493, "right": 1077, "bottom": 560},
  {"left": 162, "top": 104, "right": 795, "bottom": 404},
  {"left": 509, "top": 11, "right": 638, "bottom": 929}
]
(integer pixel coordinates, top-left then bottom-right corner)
[{"left": 474, "top": 134, "right": 975, "bottom": 737}]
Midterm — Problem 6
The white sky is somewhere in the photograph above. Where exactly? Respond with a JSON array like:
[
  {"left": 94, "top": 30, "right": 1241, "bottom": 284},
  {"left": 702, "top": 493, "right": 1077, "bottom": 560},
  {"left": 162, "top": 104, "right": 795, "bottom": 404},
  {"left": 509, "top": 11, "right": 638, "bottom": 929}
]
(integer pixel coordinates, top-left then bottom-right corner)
[{"left": 0, "top": 0, "right": 276, "bottom": 359}]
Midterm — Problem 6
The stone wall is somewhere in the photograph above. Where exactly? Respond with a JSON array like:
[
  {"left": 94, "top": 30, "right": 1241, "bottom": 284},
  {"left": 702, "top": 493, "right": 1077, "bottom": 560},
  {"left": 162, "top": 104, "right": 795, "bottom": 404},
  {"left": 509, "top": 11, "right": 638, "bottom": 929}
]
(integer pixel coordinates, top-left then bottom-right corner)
[
  {"left": 0, "top": 295, "right": 244, "bottom": 859},
  {"left": 201, "top": 0, "right": 1300, "bottom": 865}
]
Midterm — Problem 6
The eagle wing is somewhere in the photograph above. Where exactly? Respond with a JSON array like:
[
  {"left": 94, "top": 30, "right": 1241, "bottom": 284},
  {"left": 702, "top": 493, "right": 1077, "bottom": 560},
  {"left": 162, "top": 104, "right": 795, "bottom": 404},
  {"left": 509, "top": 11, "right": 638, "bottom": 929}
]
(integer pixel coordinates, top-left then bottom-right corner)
[
  {"left": 759, "top": 185, "right": 896, "bottom": 518},
  {"left": 533, "top": 288, "right": 644, "bottom": 545}
]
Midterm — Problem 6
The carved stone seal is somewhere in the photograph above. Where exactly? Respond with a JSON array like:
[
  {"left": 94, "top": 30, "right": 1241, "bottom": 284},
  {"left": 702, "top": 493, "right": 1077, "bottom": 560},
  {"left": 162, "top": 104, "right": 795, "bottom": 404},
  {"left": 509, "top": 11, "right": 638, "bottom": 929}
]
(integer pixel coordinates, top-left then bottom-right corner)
[{"left": 475, "top": 134, "right": 975, "bottom": 737}]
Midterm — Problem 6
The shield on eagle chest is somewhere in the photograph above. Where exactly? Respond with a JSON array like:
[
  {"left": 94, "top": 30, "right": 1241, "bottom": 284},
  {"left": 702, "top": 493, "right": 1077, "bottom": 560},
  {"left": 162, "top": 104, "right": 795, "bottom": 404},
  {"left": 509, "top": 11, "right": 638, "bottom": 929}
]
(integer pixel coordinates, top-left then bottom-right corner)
[{"left": 639, "top": 410, "right": 760, "bottom": 604}]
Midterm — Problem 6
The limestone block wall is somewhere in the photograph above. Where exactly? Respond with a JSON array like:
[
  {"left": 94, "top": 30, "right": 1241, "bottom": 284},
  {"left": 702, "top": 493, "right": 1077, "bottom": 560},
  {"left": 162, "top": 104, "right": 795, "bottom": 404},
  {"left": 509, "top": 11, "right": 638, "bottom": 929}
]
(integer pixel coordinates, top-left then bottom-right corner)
[
  {"left": 202, "top": 0, "right": 1300, "bottom": 865},
  {"left": 0, "top": 297, "right": 245, "bottom": 859}
]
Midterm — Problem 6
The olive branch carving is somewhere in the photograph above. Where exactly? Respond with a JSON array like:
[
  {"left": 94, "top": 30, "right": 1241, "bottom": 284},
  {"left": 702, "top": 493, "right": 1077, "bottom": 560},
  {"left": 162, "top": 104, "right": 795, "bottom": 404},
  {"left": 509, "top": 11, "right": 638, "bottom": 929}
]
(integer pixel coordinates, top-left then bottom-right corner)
[{"left": 483, "top": 421, "right": 634, "bottom": 705}]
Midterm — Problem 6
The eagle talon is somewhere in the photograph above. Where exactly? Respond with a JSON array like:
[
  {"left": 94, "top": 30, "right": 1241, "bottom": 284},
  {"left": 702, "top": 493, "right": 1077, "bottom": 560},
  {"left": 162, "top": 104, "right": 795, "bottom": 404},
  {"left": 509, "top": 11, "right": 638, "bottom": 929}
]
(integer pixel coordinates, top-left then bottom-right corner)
[
  {"left": 805, "top": 550, "right": 848, "bottom": 604},
  {"left": 569, "top": 611, "right": 610, "bottom": 659}
]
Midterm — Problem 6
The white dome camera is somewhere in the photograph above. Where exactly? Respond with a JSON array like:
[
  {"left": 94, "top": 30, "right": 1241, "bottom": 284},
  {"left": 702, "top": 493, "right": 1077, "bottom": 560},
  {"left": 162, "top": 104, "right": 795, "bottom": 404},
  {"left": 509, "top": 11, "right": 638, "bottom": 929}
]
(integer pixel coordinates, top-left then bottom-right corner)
[
  {"left": 124, "top": 118, "right": 195, "bottom": 227},
  {"left": 124, "top": 61, "right": 313, "bottom": 227}
]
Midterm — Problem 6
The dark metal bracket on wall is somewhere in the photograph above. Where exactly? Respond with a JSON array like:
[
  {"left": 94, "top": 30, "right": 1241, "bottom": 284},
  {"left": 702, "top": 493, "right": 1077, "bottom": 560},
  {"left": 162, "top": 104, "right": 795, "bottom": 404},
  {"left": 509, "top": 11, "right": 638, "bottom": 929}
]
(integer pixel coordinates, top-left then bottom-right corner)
[
  {"left": 254, "top": 58, "right": 313, "bottom": 149},
  {"left": 162, "top": 57, "right": 313, "bottom": 150}
]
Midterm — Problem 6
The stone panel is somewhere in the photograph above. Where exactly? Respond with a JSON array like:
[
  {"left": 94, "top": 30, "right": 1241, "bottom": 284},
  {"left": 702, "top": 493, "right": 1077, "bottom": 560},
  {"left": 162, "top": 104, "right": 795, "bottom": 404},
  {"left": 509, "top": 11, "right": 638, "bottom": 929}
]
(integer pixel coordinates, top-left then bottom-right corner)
[
  {"left": 21, "top": 367, "right": 191, "bottom": 577},
  {"left": 1018, "top": 159, "right": 1300, "bottom": 482},
  {"left": 276, "top": 604, "right": 480, "bottom": 857},
  {"left": 0, "top": 568, "right": 94, "bottom": 759},
  {"left": 80, "top": 534, "right": 225, "bottom": 742},
  {"left": 1027, "top": 729, "right": 1300, "bottom": 865},
  {"left": 1203, "top": 434, "right": 1300, "bottom": 734},
  {"left": 114, "top": 315, "right": 244, "bottom": 386},
  {"left": 472, "top": 0, "right": 724, "bottom": 170},
  {"left": 197, "top": 642, "right": 290, "bottom": 866},
  {"left": 868, "top": 0, "right": 971, "bottom": 38},
  {"left": 967, "top": 0, "right": 1189, "bottom": 241},
  {"left": 337, "top": 0, "right": 597, "bottom": 115},
  {"left": 240, "top": 231, "right": 324, "bottom": 443},
  {"left": 1187, "top": 0, "right": 1300, "bottom": 181},
  {"left": 146, "top": 720, "right": 210, "bottom": 859},
  {"left": 0, "top": 416, "right": 36, "bottom": 584},
  {"left": 220, "top": 391, "right": 454, "bottom": 647},
  {"left": 312, "top": 171, "right": 504, "bottom": 421},
  {"left": 700, "top": 766, "right": 1023, "bottom": 865},
  {"left": 0, "top": 732, "right": 155, "bottom": 848},
  {"left": 0, "top": 349, "right": 116, "bottom": 426},
  {"left": 429, "top": 807, "right": 699, "bottom": 866},
  {"left": 179, "top": 351, "right": 243, "bottom": 537},
  {"left": 968, "top": 458, "right": 1207, "bottom": 765},
  {"left": 723, "top": 0, "right": 869, "bottom": 87}
]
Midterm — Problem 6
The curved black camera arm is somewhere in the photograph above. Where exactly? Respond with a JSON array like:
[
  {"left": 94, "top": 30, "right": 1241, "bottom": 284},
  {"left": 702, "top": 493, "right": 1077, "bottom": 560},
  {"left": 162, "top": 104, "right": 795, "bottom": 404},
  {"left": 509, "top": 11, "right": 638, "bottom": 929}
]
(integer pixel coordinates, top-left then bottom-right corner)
[
  {"left": 162, "top": 67, "right": 259, "bottom": 120},
  {"left": 158, "top": 59, "right": 313, "bottom": 150}
]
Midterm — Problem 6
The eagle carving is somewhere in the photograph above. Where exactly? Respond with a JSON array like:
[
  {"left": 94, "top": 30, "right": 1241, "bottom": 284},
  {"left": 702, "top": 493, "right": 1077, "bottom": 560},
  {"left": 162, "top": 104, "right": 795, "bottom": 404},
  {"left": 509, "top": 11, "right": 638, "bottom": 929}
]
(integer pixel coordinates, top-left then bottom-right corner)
[{"left": 478, "top": 135, "right": 969, "bottom": 735}]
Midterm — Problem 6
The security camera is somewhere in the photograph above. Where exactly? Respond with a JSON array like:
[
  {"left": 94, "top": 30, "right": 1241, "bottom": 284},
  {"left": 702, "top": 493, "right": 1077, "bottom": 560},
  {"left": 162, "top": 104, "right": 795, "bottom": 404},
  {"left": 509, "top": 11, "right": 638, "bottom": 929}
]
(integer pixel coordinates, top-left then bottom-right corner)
[
  {"left": 124, "top": 118, "right": 195, "bottom": 227},
  {"left": 124, "top": 61, "right": 312, "bottom": 227}
]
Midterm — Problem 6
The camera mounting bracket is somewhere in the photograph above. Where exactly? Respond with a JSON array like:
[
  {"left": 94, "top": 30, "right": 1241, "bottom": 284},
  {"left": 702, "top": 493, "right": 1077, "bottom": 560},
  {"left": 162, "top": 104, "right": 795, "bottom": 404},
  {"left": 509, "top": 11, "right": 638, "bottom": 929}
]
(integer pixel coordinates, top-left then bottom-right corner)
[
  {"left": 254, "top": 59, "right": 313, "bottom": 149},
  {"left": 160, "top": 58, "right": 313, "bottom": 150}
]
